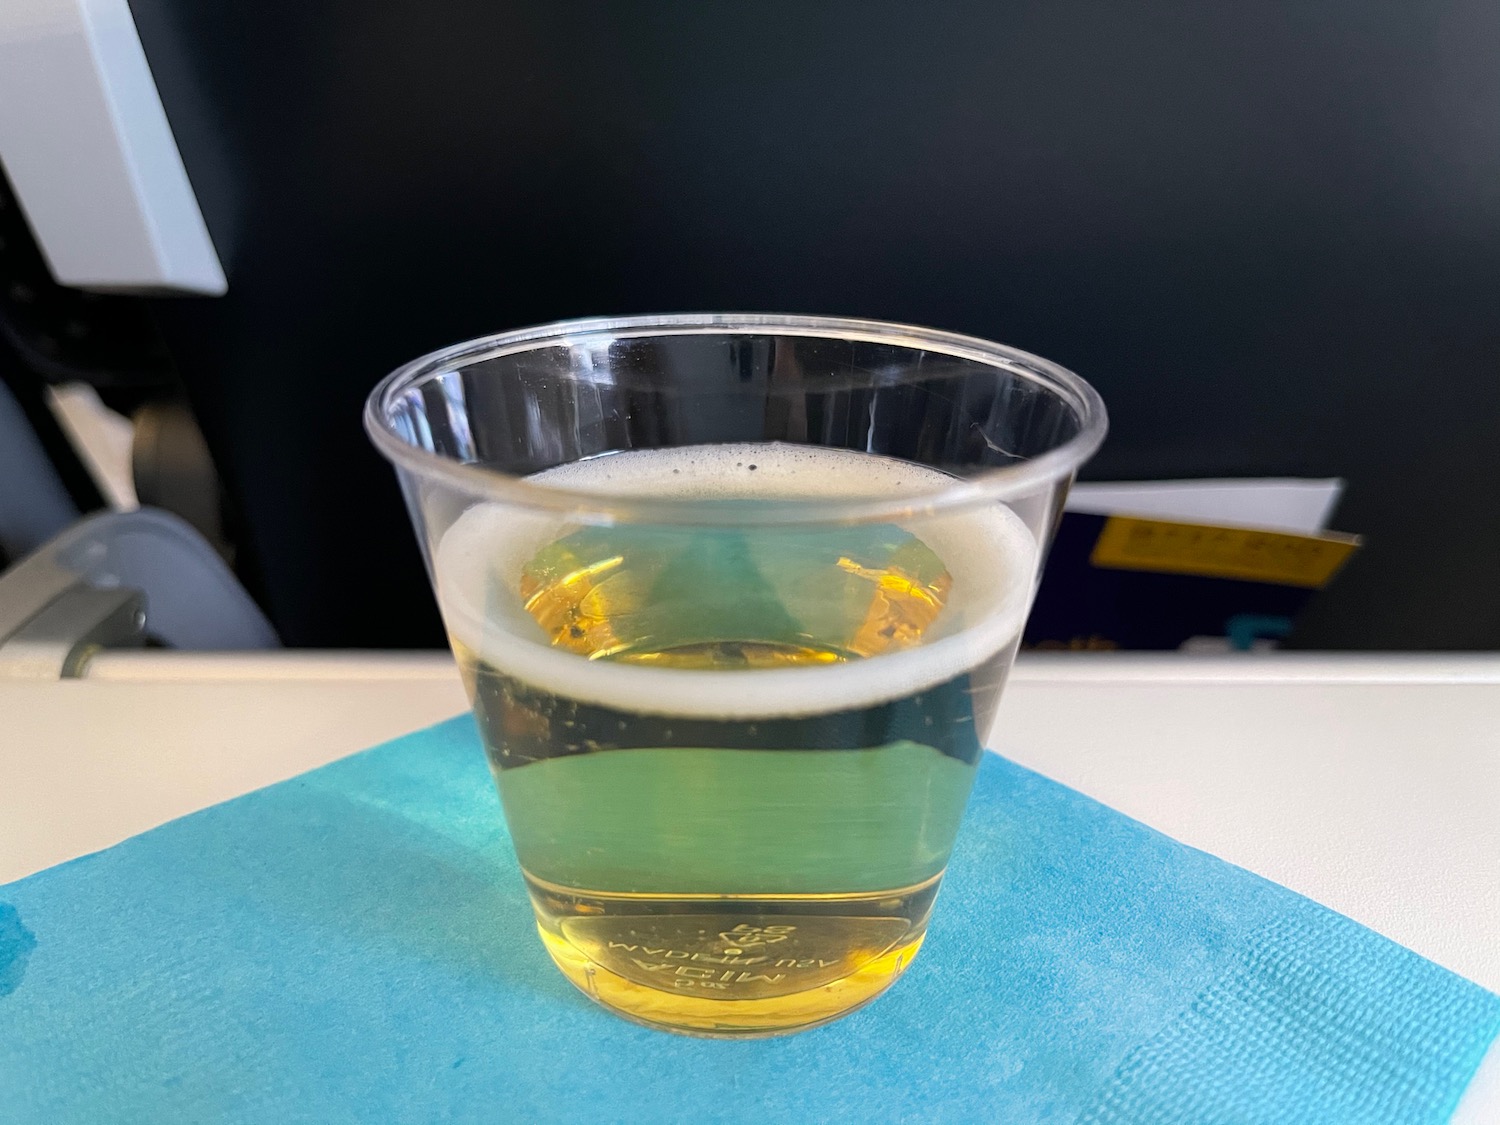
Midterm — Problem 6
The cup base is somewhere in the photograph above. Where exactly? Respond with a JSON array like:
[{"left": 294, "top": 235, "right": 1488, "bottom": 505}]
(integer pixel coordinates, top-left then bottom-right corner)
[{"left": 538, "top": 924, "right": 926, "bottom": 1037}]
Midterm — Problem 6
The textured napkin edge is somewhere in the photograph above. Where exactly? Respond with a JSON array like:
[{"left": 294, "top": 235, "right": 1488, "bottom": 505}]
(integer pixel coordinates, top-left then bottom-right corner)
[{"left": 1076, "top": 910, "right": 1500, "bottom": 1124}]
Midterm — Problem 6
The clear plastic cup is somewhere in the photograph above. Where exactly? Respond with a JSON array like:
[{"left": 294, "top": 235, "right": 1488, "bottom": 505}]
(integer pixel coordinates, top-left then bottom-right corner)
[{"left": 365, "top": 314, "right": 1106, "bottom": 1036}]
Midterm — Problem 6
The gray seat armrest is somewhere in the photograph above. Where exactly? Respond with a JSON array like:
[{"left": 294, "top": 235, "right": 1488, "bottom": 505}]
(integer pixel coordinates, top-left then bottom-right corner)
[{"left": 0, "top": 507, "right": 278, "bottom": 678}]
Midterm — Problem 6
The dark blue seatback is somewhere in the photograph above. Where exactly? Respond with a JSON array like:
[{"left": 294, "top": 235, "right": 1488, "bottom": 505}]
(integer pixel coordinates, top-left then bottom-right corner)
[{"left": 125, "top": 0, "right": 1500, "bottom": 647}]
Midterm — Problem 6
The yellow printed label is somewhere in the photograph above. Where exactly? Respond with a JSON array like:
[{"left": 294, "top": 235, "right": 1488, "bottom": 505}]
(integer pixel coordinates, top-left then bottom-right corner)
[{"left": 1089, "top": 516, "right": 1359, "bottom": 589}]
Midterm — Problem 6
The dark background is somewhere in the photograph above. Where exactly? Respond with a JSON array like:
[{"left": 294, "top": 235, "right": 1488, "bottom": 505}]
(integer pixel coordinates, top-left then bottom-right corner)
[{"left": 115, "top": 0, "right": 1498, "bottom": 648}]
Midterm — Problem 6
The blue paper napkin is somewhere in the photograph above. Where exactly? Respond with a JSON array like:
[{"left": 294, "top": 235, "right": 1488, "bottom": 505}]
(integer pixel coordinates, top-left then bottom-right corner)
[{"left": 2, "top": 716, "right": 1496, "bottom": 1124}]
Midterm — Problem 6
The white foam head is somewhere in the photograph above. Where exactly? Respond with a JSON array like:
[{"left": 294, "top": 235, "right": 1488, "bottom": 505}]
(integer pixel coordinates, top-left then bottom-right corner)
[{"left": 435, "top": 444, "right": 1038, "bottom": 718}]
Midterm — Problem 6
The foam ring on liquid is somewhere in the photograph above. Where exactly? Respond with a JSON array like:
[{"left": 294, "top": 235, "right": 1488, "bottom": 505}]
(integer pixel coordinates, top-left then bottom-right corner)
[{"left": 435, "top": 444, "right": 1038, "bottom": 720}]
